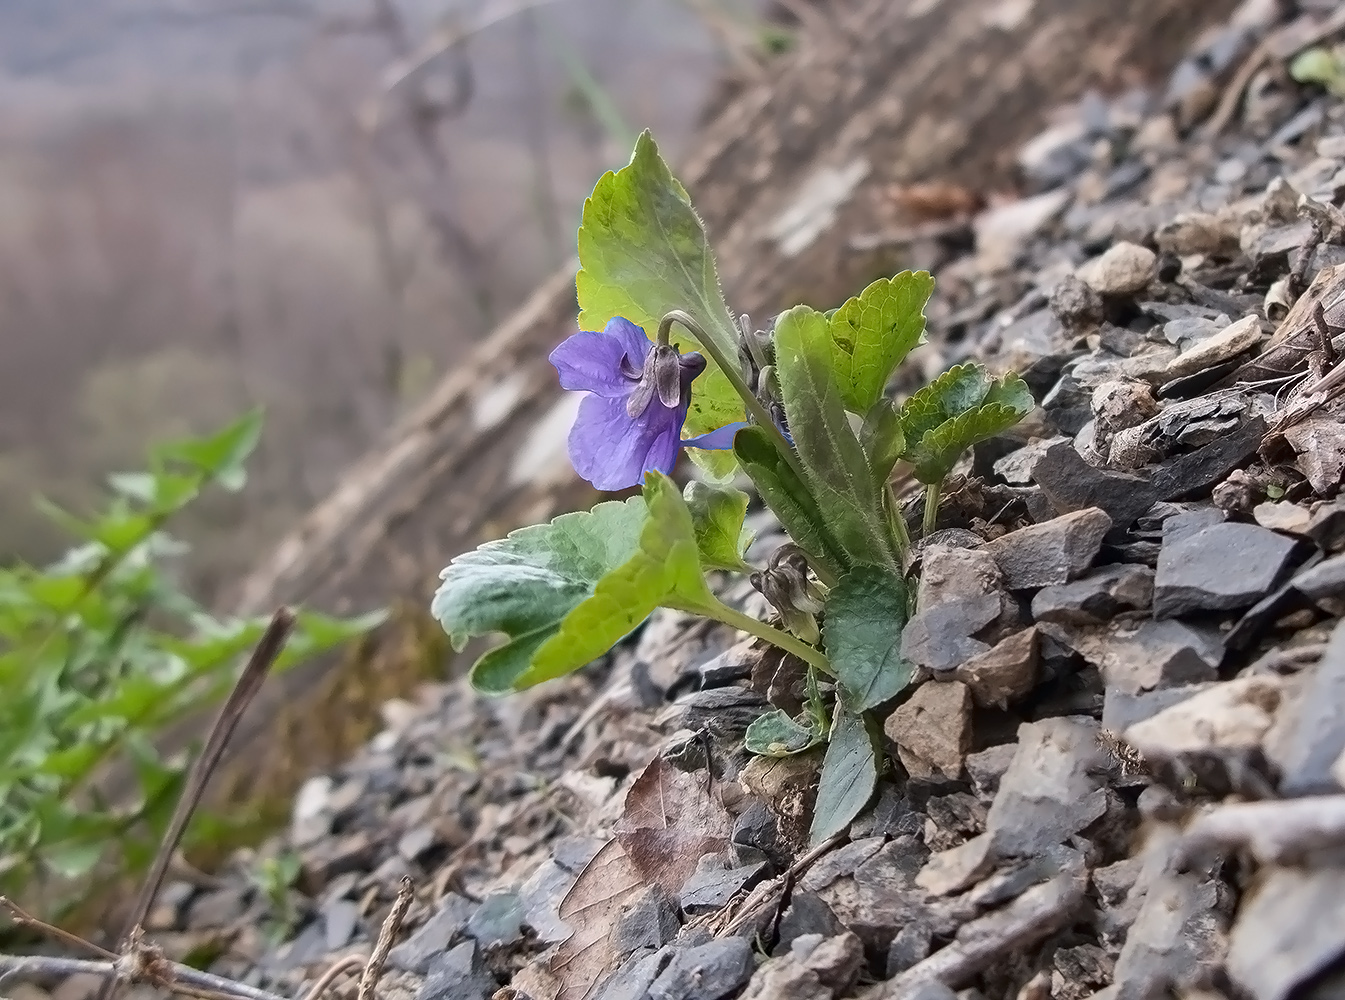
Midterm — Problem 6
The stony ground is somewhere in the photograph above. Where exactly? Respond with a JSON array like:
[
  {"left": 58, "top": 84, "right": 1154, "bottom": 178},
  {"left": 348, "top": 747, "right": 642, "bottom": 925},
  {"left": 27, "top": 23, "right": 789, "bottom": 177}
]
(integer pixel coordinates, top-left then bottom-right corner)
[{"left": 32, "top": 2, "right": 1345, "bottom": 999}]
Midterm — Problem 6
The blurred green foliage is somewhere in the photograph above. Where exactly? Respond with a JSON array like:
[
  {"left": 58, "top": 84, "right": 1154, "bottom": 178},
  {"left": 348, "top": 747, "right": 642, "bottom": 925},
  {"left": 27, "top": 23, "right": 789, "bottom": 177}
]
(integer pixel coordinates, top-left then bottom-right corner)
[{"left": 0, "top": 410, "right": 384, "bottom": 911}]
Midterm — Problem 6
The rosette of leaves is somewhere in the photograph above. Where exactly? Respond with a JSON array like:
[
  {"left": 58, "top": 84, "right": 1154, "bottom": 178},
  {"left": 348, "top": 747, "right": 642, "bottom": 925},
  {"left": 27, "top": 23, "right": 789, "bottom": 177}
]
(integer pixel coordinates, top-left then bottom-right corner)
[
  {"left": 896, "top": 363, "right": 1034, "bottom": 535},
  {"left": 434, "top": 130, "right": 1038, "bottom": 847}
]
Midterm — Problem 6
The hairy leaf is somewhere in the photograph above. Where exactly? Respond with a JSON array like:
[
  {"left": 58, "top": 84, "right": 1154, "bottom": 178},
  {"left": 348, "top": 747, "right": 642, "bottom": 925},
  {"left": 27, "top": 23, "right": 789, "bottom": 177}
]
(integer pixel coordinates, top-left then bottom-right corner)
[
  {"left": 684, "top": 480, "right": 754, "bottom": 572},
  {"left": 576, "top": 131, "right": 743, "bottom": 438},
  {"left": 515, "top": 472, "right": 719, "bottom": 689},
  {"left": 733, "top": 426, "right": 847, "bottom": 579},
  {"left": 898, "top": 364, "right": 1033, "bottom": 484},
  {"left": 825, "top": 565, "right": 913, "bottom": 712},
  {"left": 744, "top": 709, "right": 818, "bottom": 757},
  {"left": 774, "top": 305, "right": 895, "bottom": 567},
  {"left": 829, "top": 271, "right": 934, "bottom": 413},
  {"left": 432, "top": 498, "right": 648, "bottom": 693},
  {"left": 860, "top": 399, "right": 905, "bottom": 489},
  {"left": 810, "top": 709, "right": 879, "bottom": 844}
]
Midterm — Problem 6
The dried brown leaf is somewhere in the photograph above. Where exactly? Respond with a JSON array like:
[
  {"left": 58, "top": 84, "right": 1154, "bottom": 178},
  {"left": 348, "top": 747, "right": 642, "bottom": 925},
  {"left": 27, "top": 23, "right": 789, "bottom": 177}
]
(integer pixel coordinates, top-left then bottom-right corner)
[
  {"left": 615, "top": 756, "right": 734, "bottom": 893},
  {"left": 551, "top": 839, "right": 645, "bottom": 1000}
]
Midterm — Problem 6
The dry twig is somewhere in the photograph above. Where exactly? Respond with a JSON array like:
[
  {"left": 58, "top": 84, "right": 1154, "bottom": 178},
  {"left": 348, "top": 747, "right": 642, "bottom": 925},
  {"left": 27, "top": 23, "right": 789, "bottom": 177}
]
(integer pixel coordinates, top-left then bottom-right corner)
[{"left": 357, "top": 876, "right": 415, "bottom": 1000}]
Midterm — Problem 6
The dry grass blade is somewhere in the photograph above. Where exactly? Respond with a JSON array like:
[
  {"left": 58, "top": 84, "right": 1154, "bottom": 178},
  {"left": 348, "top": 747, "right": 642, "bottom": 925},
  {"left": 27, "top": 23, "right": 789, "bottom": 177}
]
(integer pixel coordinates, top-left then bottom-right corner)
[
  {"left": 300, "top": 955, "right": 366, "bottom": 1000},
  {"left": 99, "top": 607, "right": 298, "bottom": 1000},
  {"left": 357, "top": 875, "right": 414, "bottom": 1000}
]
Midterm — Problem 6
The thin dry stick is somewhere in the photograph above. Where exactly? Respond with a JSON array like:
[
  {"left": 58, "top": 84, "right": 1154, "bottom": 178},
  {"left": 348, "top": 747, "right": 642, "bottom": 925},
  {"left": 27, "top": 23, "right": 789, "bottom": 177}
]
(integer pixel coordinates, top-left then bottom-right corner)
[
  {"left": 97, "top": 607, "right": 298, "bottom": 1000},
  {"left": 0, "top": 896, "right": 116, "bottom": 959},
  {"left": 300, "top": 955, "right": 367, "bottom": 1000},
  {"left": 357, "top": 876, "right": 415, "bottom": 1000},
  {"left": 0, "top": 954, "right": 292, "bottom": 1000}
]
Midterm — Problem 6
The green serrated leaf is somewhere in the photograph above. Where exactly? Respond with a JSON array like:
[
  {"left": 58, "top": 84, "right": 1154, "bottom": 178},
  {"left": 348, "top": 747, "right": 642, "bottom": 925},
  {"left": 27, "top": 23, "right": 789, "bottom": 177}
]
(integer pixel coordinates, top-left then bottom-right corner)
[
  {"left": 810, "top": 709, "right": 878, "bottom": 844},
  {"left": 825, "top": 565, "right": 913, "bottom": 712},
  {"left": 860, "top": 399, "right": 905, "bottom": 489},
  {"left": 898, "top": 365, "right": 1033, "bottom": 485},
  {"left": 575, "top": 131, "right": 744, "bottom": 438},
  {"left": 733, "top": 426, "right": 847, "bottom": 580},
  {"left": 684, "top": 480, "right": 754, "bottom": 572},
  {"left": 828, "top": 271, "right": 934, "bottom": 413},
  {"left": 154, "top": 409, "right": 264, "bottom": 492},
  {"left": 774, "top": 305, "right": 895, "bottom": 568},
  {"left": 432, "top": 497, "right": 649, "bottom": 693},
  {"left": 744, "top": 709, "right": 817, "bottom": 757},
  {"left": 516, "top": 472, "right": 717, "bottom": 689}
]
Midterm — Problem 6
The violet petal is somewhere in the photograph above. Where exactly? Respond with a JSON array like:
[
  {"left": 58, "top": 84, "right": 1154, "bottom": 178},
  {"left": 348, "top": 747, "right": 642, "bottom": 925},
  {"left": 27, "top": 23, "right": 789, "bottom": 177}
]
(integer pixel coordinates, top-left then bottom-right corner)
[
  {"left": 568, "top": 394, "right": 686, "bottom": 491},
  {"left": 550, "top": 331, "right": 642, "bottom": 398},
  {"left": 683, "top": 421, "right": 749, "bottom": 451}
]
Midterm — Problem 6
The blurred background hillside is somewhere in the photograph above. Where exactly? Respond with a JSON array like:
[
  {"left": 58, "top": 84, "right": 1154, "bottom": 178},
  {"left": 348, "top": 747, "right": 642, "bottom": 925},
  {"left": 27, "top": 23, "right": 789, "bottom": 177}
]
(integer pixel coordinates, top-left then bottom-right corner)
[{"left": 0, "top": 0, "right": 782, "bottom": 599}]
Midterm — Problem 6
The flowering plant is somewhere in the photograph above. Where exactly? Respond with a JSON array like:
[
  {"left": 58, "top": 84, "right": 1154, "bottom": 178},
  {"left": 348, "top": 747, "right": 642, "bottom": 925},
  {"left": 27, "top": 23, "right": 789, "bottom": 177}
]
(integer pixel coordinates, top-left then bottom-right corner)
[{"left": 433, "top": 133, "right": 1031, "bottom": 841}]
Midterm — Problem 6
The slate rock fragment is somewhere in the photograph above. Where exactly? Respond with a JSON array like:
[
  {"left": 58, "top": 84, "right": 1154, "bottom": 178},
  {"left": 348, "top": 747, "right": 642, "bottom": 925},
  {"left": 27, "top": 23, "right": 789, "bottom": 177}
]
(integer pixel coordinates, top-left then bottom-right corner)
[
  {"left": 647, "top": 938, "right": 755, "bottom": 1000},
  {"left": 985, "top": 717, "right": 1108, "bottom": 859},
  {"left": 389, "top": 893, "right": 476, "bottom": 974},
  {"left": 613, "top": 886, "right": 681, "bottom": 956},
  {"left": 465, "top": 890, "right": 522, "bottom": 947},
  {"left": 1268, "top": 618, "right": 1345, "bottom": 796},
  {"left": 1040, "top": 618, "right": 1222, "bottom": 694},
  {"left": 1226, "top": 866, "right": 1345, "bottom": 1000},
  {"left": 1031, "top": 564, "right": 1153, "bottom": 624},
  {"left": 593, "top": 947, "right": 675, "bottom": 1000},
  {"left": 902, "top": 545, "right": 1008, "bottom": 673},
  {"left": 1111, "top": 865, "right": 1228, "bottom": 1000},
  {"left": 743, "top": 933, "right": 864, "bottom": 1000},
  {"left": 964, "top": 744, "right": 1017, "bottom": 802},
  {"left": 1153, "top": 520, "right": 1296, "bottom": 618},
  {"left": 415, "top": 941, "right": 495, "bottom": 1000},
  {"left": 775, "top": 893, "right": 844, "bottom": 953},
  {"left": 1030, "top": 440, "right": 1158, "bottom": 528},
  {"left": 1291, "top": 552, "right": 1345, "bottom": 615},
  {"left": 679, "top": 853, "right": 767, "bottom": 915},
  {"left": 885, "top": 681, "right": 972, "bottom": 781},
  {"left": 986, "top": 508, "right": 1112, "bottom": 589},
  {"left": 953, "top": 627, "right": 1038, "bottom": 708}
]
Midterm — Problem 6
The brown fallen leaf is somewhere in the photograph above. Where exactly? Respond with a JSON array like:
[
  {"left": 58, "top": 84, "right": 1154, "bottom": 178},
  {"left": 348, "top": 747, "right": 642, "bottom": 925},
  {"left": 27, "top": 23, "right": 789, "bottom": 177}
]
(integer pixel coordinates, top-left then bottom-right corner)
[
  {"left": 616, "top": 756, "right": 734, "bottom": 894},
  {"left": 548, "top": 757, "right": 735, "bottom": 1000},
  {"left": 550, "top": 838, "right": 646, "bottom": 1000}
]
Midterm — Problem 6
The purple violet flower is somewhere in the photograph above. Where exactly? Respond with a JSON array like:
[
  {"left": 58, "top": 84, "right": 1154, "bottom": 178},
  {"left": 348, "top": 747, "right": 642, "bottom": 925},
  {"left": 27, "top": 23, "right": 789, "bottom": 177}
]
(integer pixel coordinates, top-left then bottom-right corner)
[{"left": 550, "top": 316, "right": 745, "bottom": 491}]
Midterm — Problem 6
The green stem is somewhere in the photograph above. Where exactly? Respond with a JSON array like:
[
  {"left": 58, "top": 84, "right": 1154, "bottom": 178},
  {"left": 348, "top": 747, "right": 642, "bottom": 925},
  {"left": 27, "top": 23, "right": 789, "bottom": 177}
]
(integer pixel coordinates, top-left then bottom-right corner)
[
  {"left": 922, "top": 481, "right": 941, "bottom": 538},
  {"left": 886, "top": 485, "right": 912, "bottom": 565},
  {"left": 659, "top": 310, "right": 807, "bottom": 484},
  {"left": 700, "top": 596, "right": 834, "bottom": 677}
]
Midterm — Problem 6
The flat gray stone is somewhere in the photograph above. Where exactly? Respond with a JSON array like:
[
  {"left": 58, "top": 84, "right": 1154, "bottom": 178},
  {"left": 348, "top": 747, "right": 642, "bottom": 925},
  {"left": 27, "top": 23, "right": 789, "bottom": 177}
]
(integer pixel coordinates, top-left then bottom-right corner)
[
  {"left": 415, "top": 941, "right": 494, "bottom": 1000},
  {"left": 775, "top": 893, "right": 843, "bottom": 954},
  {"left": 1030, "top": 440, "right": 1159, "bottom": 529},
  {"left": 465, "top": 891, "right": 522, "bottom": 947},
  {"left": 1226, "top": 866, "right": 1345, "bottom": 1000},
  {"left": 987, "top": 508, "right": 1112, "bottom": 589},
  {"left": 1112, "top": 867, "right": 1228, "bottom": 1000},
  {"left": 1292, "top": 552, "right": 1345, "bottom": 613},
  {"left": 389, "top": 894, "right": 475, "bottom": 974},
  {"left": 986, "top": 717, "right": 1108, "bottom": 859},
  {"left": 679, "top": 854, "right": 767, "bottom": 916},
  {"left": 594, "top": 948, "right": 675, "bottom": 1000},
  {"left": 647, "top": 938, "right": 755, "bottom": 1000},
  {"left": 613, "top": 886, "right": 681, "bottom": 955},
  {"left": 954, "top": 627, "right": 1039, "bottom": 708},
  {"left": 1041, "top": 619, "right": 1223, "bottom": 694},
  {"left": 1269, "top": 617, "right": 1345, "bottom": 795},
  {"left": 1101, "top": 682, "right": 1216, "bottom": 734},
  {"left": 1153, "top": 521, "right": 1296, "bottom": 618},
  {"left": 1032, "top": 564, "right": 1154, "bottom": 624}
]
